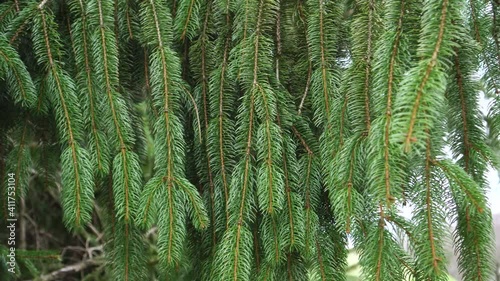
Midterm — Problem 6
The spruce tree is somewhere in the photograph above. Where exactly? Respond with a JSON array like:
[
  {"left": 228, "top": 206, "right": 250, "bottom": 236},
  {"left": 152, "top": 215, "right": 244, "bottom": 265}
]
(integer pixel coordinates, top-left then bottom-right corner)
[{"left": 0, "top": 0, "right": 498, "bottom": 280}]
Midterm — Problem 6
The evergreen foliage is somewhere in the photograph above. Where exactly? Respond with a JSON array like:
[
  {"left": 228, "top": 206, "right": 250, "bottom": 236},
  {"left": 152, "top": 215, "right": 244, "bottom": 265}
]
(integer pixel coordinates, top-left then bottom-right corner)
[{"left": 0, "top": 0, "right": 498, "bottom": 280}]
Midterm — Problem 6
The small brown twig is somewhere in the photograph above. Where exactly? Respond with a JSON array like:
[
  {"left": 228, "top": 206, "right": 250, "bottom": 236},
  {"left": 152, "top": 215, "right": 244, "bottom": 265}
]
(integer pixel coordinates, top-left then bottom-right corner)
[
  {"left": 35, "top": 257, "right": 104, "bottom": 281},
  {"left": 38, "top": 0, "right": 50, "bottom": 9}
]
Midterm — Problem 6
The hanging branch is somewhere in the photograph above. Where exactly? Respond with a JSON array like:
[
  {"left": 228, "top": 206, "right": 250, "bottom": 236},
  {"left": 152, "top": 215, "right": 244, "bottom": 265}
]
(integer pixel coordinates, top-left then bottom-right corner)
[
  {"left": 0, "top": 35, "right": 36, "bottom": 108},
  {"left": 138, "top": 0, "right": 208, "bottom": 273},
  {"left": 31, "top": 6, "right": 94, "bottom": 230},
  {"left": 345, "top": 0, "right": 380, "bottom": 135},
  {"left": 367, "top": 0, "right": 416, "bottom": 207},
  {"left": 174, "top": 0, "right": 201, "bottom": 41},
  {"left": 4, "top": 122, "right": 32, "bottom": 204},
  {"left": 88, "top": 0, "right": 140, "bottom": 223},
  {"left": 486, "top": 1, "right": 500, "bottom": 140},
  {"left": 214, "top": 0, "right": 287, "bottom": 277},
  {"left": 293, "top": 120, "right": 321, "bottom": 260},
  {"left": 207, "top": 0, "right": 236, "bottom": 234},
  {"left": 392, "top": 0, "right": 460, "bottom": 153},
  {"left": 188, "top": 0, "right": 219, "bottom": 251},
  {"left": 329, "top": 0, "right": 381, "bottom": 249},
  {"left": 306, "top": 0, "right": 338, "bottom": 127},
  {"left": 413, "top": 130, "right": 448, "bottom": 280},
  {"left": 445, "top": 32, "right": 496, "bottom": 281},
  {"left": 357, "top": 204, "right": 405, "bottom": 281},
  {"left": 277, "top": 115, "right": 305, "bottom": 256},
  {"left": 68, "top": 0, "right": 110, "bottom": 177},
  {"left": 87, "top": 0, "right": 146, "bottom": 279},
  {"left": 248, "top": 0, "right": 284, "bottom": 216}
]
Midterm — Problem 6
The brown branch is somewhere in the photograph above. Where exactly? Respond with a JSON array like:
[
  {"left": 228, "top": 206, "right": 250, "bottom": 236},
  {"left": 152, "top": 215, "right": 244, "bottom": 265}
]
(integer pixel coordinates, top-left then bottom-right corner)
[
  {"left": 298, "top": 61, "right": 312, "bottom": 115},
  {"left": 36, "top": 257, "right": 104, "bottom": 281},
  {"left": 425, "top": 131, "right": 441, "bottom": 274},
  {"left": 364, "top": 0, "right": 375, "bottom": 131},
  {"left": 38, "top": 0, "right": 50, "bottom": 9},
  {"left": 454, "top": 54, "right": 471, "bottom": 172}
]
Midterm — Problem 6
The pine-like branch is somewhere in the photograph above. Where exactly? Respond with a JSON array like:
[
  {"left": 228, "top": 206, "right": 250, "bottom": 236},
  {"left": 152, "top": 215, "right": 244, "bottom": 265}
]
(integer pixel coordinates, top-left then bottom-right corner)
[
  {"left": 174, "top": 0, "right": 201, "bottom": 41},
  {"left": 0, "top": 35, "right": 36, "bottom": 108},
  {"left": 411, "top": 130, "right": 449, "bottom": 280},
  {"left": 32, "top": 6, "right": 94, "bottom": 230},
  {"left": 139, "top": 0, "right": 208, "bottom": 273},
  {"left": 445, "top": 32, "right": 496, "bottom": 280},
  {"left": 68, "top": 0, "right": 110, "bottom": 177},
  {"left": 392, "top": 0, "right": 461, "bottom": 153},
  {"left": 207, "top": 0, "right": 235, "bottom": 234},
  {"left": 367, "top": 0, "right": 416, "bottom": 207}
]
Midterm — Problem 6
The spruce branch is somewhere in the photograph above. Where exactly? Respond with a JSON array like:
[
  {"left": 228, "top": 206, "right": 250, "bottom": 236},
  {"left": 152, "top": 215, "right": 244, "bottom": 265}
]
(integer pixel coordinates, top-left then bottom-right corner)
[
  {"left": 68, "top": 0, "right": 110, "bottom": 176},
  {"left": 207, "top": 0, "right": 235, "bottom": 233},
  {"left": 174, "top": 0, "right": 201, "bottom": 41},
  {"left": 139, "top": 0, "right": 208, "bottom": 272},
  {"left": 446, "top": 31, "right": 496, "bottom": 280},
  {"left": 5, "top": 122, "right": 32, "bottom": 201},
  {"left": 32, "top": 8, "right": 94, "bottom": 230},
  {"left": 391, "top": 0, "right": 462, "bottom": 154}
]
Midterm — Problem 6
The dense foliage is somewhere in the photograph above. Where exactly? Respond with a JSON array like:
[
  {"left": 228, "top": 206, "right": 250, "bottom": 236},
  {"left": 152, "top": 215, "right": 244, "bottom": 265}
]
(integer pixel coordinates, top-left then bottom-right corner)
[{"left": 0, "top": 0, "right": 498, "bottom": 280}]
